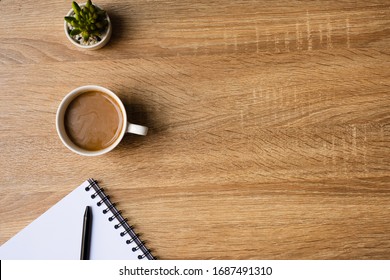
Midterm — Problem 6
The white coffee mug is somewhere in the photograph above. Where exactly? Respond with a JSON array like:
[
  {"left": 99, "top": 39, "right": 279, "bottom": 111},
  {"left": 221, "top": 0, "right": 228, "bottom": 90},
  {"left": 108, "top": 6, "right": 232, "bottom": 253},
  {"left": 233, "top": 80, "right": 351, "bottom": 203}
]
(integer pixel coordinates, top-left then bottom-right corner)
[{"left": 56, "top": 85, "right": 148, "bottom": 156}]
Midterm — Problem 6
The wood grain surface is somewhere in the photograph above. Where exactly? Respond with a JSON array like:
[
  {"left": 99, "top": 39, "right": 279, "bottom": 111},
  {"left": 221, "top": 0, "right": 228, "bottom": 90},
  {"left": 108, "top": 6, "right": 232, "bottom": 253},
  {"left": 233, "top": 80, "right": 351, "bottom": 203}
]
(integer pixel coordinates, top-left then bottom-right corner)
[{"left": 1, "top": 0, "right": 389, "bottom": 259}]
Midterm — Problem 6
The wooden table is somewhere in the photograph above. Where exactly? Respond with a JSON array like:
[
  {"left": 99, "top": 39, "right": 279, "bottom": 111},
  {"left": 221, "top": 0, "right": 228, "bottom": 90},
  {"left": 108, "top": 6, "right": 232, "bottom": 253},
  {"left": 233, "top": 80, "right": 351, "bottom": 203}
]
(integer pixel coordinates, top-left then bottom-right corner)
[{"left": 1, "top": 0, "right": 389, "bottom": 260}]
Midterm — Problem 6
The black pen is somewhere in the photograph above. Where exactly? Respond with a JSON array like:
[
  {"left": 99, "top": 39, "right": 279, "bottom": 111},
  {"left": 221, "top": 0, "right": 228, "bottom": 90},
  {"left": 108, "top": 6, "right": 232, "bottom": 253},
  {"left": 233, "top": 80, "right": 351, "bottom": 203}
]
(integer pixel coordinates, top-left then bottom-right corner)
[{"left": 80, "top": 206, "right": 92, "bottom": 260}]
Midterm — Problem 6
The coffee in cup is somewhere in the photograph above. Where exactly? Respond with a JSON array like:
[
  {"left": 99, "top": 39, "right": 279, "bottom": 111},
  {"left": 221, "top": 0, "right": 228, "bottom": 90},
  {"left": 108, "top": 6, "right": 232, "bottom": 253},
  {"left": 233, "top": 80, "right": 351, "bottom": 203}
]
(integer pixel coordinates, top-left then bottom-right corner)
[{"left": 56, "top": 85, "right": 148, "bottom": 156}]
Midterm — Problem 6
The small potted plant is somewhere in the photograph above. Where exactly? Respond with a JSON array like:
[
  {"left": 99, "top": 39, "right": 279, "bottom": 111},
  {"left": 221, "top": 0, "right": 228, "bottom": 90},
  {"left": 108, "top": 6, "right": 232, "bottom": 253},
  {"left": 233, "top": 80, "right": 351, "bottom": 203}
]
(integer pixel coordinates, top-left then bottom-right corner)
[{"left": 64, "top": 0, "right": 112, "bottom": 50}]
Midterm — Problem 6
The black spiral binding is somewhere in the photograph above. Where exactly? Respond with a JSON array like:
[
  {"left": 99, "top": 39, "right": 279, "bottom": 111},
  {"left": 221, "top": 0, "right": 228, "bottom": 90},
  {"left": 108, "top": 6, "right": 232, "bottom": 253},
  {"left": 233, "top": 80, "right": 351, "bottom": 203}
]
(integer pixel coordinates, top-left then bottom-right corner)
[{"left": 85, "top": 178, "right": 155, "bottom": 260}]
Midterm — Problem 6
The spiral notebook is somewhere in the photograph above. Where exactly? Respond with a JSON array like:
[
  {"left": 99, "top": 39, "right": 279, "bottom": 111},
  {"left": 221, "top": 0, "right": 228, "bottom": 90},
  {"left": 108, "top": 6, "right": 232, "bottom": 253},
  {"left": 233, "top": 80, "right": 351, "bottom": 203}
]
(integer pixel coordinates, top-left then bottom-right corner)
[{"left": 0, "top": 179, "right": 155, "bottom": 260}]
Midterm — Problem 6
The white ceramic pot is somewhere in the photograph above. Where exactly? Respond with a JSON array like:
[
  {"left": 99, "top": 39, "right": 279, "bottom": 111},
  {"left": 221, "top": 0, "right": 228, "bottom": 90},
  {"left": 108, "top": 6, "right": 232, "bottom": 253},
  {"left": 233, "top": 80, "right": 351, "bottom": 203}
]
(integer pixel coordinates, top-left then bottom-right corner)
[{"left": 64, "top": 3, "right": 112, "bottom": 50}]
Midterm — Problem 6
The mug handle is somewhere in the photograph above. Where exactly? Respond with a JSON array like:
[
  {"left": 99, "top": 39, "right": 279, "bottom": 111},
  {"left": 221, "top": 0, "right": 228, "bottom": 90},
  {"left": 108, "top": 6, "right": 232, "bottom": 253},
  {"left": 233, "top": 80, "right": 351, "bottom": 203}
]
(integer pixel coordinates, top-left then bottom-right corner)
[{"left": 126, "top": 123, "right": 148, "bottom": 136}]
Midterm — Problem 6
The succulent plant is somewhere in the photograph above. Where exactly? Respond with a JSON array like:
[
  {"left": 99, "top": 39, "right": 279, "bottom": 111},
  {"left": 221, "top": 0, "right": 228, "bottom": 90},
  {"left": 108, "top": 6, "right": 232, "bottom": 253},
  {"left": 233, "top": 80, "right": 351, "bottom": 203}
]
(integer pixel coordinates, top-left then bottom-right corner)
[{"left": 65, "top": 0, "right": 108, "bottom": 43}]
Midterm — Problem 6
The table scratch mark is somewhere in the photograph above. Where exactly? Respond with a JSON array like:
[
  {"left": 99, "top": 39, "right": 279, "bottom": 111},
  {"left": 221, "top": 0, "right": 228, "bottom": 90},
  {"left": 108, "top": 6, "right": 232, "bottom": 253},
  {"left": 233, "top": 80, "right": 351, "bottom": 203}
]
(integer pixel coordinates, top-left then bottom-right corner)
[
  {"left": 306, "top": 10, "right": 313, "bottom": 51},
  {"left": 346, "top": 17, "right": 351, "bottom": 48}
]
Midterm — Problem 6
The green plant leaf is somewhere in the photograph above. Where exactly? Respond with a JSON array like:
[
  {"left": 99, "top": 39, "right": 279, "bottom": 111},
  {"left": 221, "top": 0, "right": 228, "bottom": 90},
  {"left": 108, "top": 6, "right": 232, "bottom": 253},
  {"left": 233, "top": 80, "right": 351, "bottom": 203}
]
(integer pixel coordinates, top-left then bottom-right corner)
[
  {"left": 96, "top": 10, "right": 106, "bottom": 17},
  {"left": 72, "top": 1, "right": 81, "bottom": 15},
  {"left": 64, "top": 16, "right": 75, "bottom": 24},
  {"left": 70, "top": 29, "right": 81, "bottom": 36},
  {"left": 82, "top": 32, "right": 90, "bottom": 41},
  {"left": 86, "top": 0, "right": 92, "bottom": 9}
]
